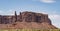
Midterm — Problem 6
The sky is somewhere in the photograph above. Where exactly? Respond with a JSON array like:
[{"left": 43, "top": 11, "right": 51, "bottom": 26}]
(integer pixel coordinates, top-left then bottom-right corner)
[{"left": 0, "top": 0, "right": 60, "bottom": 28}]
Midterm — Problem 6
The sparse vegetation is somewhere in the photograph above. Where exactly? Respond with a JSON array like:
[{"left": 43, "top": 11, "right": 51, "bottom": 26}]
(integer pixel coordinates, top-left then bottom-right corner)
[{"left": 0, "top": 29, "right": 60, "bottom": 31}]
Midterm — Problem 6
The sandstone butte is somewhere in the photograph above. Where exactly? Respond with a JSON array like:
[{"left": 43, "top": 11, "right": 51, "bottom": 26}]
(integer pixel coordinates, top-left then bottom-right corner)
[{"left": 0, "top": 11, "right": 58, "bottom": 29}]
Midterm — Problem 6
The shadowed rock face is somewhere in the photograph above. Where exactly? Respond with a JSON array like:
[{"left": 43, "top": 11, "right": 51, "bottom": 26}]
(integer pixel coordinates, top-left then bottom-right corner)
[
  {"left": 21, "top": 12, "right": 51, "bottom": 25},
  {"left": 0, "top": 11, "right": 57, "bottom": 29}
]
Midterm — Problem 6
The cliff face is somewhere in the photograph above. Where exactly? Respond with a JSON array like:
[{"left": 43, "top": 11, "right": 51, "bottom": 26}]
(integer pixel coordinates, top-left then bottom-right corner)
[
  {"left": 0, "top": 11, "right": 57, "bottom": 29},
  {"left": 20, "top": 12, "right": 51, "bottom": 24}
]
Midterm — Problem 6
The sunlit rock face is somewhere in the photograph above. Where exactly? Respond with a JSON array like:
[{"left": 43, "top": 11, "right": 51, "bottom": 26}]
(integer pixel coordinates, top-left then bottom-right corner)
[{"left": 0, "top": 11, "right": 57, "bottom": 29}]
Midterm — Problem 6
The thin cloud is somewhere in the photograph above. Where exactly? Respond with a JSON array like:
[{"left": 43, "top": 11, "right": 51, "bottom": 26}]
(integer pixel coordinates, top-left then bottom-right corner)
[
  {"left": 0, "top": 10, "right": 14, "bottom": 15},
  {"left": 7, "top": 10, "right": 15, "bottom": 15},
  {"left": 40, "top": 0, "right": 56, "bottom": 3},
  {"left": 0, "top": 10, "right": 5, "bottom": 15},
  {"left": 49, "top": 15, "right": 60, "bottom": 20},
  {"left": 34, "top": 11, "right": 48, "bottom": 14},
  {"left": 49, "top": 14, "right": 60, "bottom": 28}
]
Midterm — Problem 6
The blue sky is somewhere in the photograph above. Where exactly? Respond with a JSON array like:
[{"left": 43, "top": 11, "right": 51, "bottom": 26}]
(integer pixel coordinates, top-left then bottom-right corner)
[{"left": 0, "top": 0, "right": 60, "bottom": 28}]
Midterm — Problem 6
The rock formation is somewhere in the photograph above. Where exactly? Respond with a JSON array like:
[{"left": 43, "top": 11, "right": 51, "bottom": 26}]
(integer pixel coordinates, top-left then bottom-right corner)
[{"left": 0, "top": 11, "right": 57, "bottom": 29}]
